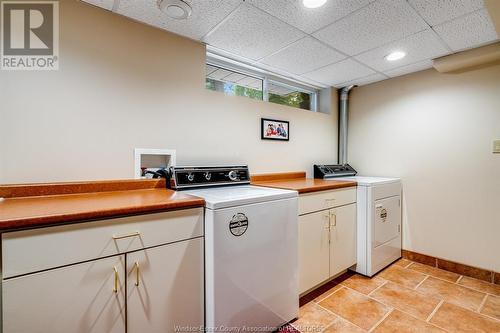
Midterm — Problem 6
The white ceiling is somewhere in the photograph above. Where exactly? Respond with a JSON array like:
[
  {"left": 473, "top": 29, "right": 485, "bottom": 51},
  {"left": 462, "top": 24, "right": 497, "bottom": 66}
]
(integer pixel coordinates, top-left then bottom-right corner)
[{"left": 83, "top": 0, "right": 499, "bottom": 88}]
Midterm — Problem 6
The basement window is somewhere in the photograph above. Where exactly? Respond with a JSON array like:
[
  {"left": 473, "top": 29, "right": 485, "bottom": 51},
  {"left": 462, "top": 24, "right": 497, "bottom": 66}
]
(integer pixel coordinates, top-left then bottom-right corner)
[
  {"left": 268, "top": 80, "right": 316, "bottom": 111},
  {"left": 205, "top": 62, "right": 319, "bottom": 112},
  {"left": 206, "top": 64, "right": 263, "bottom": 101}
]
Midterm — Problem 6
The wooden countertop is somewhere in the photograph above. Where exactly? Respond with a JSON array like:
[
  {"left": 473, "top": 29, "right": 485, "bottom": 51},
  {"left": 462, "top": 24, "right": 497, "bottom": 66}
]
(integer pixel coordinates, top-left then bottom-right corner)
[
  {"left": 251, "top": 172, "right": 357, "bottom": 194},
  {"left": 0, "top": 180, "right": 205, "bottom": 232}
]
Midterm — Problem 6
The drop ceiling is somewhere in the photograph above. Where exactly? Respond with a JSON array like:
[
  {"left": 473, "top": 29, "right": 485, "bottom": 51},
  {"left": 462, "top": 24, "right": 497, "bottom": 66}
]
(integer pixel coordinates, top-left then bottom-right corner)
[{"left": 82, "top": 0, "right": 499, "bottom": 88}]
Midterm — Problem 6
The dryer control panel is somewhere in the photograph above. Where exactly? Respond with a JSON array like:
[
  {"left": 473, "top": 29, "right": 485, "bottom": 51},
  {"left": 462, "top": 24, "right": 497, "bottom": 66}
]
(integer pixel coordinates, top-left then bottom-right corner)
[{"left": 314, "top": 164, "right": 357, "bottom": 178}]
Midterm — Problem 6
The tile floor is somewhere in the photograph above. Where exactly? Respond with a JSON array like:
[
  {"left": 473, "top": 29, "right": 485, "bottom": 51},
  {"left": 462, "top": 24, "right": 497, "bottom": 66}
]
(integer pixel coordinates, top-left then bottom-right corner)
[{"left": 292, "top": 259, "right": 500, "bottom": 332}]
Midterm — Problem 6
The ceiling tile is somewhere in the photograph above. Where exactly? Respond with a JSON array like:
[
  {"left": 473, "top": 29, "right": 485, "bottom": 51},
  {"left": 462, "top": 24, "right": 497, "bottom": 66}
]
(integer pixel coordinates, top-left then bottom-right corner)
[
  {"left": 303, "top": 59, "right": 376, "bottom": 86},
  {"left": 206, "top": 64, "right": 218, "bottom": 75},
  {"left": 354, "top": 30, "right": 449, "bottom": 72},
  {"left": 204, "top": 4, "right": 306, "bottom": 60},
  {"left": 408, "top": 0, "right": 484, "bottom": 26},
  {"left": 224, "top": 72, "right": 247, "bottom": 83},
  {"left": 238, "top": 77, "right": 262, "bottom": 89},
  {"left": 313, "top": 0, "right": 428, "bottom": 56},
  {"left": 268, "top": 82, "right": 296, "bottom": 96},
  {"left": 384, "top": 59, "right": 433, "bottom": 78},
  {"left": 434, "top": 9, "right": 499, "bottom": 51},
  {"left": 115, "top": 0, "right": 241, "bottom": 40},
  {"left": 260, "top": 37, "right": 346, "bottom": 75},
  {"left": 207, "top": 68, "right": 233, "bottom": 80},
  {"left": 337, "top": 73, "right": 389, "bottom": 87},
  {"left": 248, "top": 0, "right": 372, "bottom": 34},
  {"left": 81, "top": 0, "right": 115, "bottom": 10}
]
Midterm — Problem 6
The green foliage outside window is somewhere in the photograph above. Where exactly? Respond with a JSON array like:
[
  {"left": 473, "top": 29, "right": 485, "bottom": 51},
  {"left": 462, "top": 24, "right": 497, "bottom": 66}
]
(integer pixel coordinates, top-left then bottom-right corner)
[
  {"left": 269, "top": 91, "right": 311, "bottom": 111},
  {"left": 206, "top": 78, "right": 263, "bottom": 101}
]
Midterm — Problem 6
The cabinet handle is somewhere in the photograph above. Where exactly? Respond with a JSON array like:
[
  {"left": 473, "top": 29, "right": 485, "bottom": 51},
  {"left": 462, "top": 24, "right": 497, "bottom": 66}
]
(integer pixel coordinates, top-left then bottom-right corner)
[
  {"left": 113, "top": 266, "right": 119, "bottom": 293},
  {"left": 326, "top": 221, "right": 331, "bottom": 243},
  {"left": 134, "top": 262, "right": 140, "bottom": 287},
  {"left": 325, "top": 198, "right": 336, "bottom": 204},
  {"left": 330, "top": 213, "right": 337, "bottom": 227},
  {"left": 112, "top": 231, "right": 141, "bottom": 240}
]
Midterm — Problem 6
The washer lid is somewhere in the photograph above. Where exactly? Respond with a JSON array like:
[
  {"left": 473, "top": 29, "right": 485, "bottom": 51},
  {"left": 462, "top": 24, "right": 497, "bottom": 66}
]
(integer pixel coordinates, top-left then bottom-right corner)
[
  {"left": 333, "top": 176, "right": 401, "bottom": 186},
  {"left": 184, "top": 185, "right": 298, "bottom": 209}
]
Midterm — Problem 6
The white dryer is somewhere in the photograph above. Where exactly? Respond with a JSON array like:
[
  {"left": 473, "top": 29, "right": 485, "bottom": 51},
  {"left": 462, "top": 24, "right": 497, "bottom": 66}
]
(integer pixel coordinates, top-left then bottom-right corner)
[{"left": 337, "top": 177, "right": 402, "bottom": 276}]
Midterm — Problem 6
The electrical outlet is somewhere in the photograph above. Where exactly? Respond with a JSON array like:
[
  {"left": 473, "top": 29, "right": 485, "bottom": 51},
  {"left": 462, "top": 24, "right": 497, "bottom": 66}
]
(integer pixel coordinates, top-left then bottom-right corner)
[{"left": 494, "top": 140, "right": 500, "bottom": 154}]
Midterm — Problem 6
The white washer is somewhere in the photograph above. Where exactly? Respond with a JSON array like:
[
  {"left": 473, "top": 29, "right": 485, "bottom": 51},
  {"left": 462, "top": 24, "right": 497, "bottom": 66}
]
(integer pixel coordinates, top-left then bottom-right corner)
[
  {"left": 335, "top": 176, "right": 402, "bottom": 276},
  {"left": 185, "top": 185, "right": 299, "bottom": 332}
]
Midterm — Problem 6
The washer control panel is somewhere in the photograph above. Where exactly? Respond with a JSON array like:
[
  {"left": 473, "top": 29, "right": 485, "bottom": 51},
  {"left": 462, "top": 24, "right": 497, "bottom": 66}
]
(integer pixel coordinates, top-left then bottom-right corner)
[{"left": 172, "top": 166, "right": 250, "bottom": 190}]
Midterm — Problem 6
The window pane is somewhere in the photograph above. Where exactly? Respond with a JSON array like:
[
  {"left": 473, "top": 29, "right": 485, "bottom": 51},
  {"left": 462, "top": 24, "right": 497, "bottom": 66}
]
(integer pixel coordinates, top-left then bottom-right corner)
[
  {"left": 206, "top": 64, "right": 263, "bottom": 101},
  {"left": 268, "top": 81, "right": 314, "bottom": 111}
]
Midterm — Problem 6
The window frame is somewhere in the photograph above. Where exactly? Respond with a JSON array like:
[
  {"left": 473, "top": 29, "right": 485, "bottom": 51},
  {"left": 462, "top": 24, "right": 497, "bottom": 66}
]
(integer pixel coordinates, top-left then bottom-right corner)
[{"left": 206, "top": 60, "right": 319, "bottom": 112}]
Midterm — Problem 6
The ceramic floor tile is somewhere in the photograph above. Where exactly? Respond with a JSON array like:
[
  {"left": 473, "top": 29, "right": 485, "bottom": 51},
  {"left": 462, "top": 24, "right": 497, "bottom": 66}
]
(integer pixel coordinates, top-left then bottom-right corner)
[
  {"left": 377, "top": 265, "right": 427, "bottom": 289},
  {"left": 416, "top": 276, "right": 486, "bottom": 311},
  {"left": 480, "top": 294, "right": 500, "bottom": 321},
  {"left": 318, "top": 287, "right": 390, "bottom": 330},
  {"left": 372, "top": 309, "right": 446, "bottom": 333},
  {"left": 340, "top": 274, "right": 386, "bottom": 295},
  {"left": 370, "top": 281, "right": 441, "bottom": 320},
  {"left": 430, "top": 302, "right": 500, "bottom": 333},
  {"left": 292, "top": 302, "right": 337, "bottom": 332},
  {"left": 392, "top": 259, "right": 413, "bottom": 268},
  {"left": 458, "top": 276, "right": 500, "bottom": 297},
  {"left": 407, "top": 262, "right": 461, "bottom": 283},
  {"left": 312, "top": 284, "right": 343, "bottom": 303},
  {"left": 323, "top": 316, "right": 367, "bottom": 333}
]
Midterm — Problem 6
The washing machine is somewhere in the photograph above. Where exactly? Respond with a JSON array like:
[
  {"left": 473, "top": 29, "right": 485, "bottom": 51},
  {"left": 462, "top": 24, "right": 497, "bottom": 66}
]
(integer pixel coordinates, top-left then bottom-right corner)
[{"left": 172, "top": 165, "right": 299, "bottom": 332}]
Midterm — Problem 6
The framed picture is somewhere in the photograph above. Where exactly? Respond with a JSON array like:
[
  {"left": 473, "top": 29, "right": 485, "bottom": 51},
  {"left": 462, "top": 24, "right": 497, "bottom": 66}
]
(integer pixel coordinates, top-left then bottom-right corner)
[{"left": 261, "top": 118, "right": 290, "bottom": 141}]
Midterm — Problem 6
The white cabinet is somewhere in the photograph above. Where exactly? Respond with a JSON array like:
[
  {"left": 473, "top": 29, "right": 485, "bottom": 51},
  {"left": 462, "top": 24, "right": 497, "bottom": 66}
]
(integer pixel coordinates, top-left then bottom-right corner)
[
  {"left": 127, "top": 238, "right": 204, "bottom": 333},
  {"left": 298, "top": 189, "right": 357, "bottom": 294},
  {"left": 298, "top": 211, "right": 330, "bottom": 294},
  {"left": 1, "top": 208, "right": 204, "bottom": 333},
  {"left": 330, "top": 204, "right": 357, "bottom": 277},
  {"left": 3, "top": 255, "right": 126, "bottom": 333}
]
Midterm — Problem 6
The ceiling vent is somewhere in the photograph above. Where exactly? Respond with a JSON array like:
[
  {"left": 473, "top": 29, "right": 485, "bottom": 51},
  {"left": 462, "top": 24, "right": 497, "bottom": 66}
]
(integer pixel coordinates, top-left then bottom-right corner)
[{"left": 159, "top": 0, "right": 192, "bottom": 20}]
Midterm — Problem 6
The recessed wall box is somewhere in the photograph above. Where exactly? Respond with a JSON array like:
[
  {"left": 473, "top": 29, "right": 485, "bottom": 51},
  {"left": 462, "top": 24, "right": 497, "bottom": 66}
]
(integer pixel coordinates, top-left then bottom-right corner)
[
  {"left": 494, "top": 140, "right": 500, "bottom": 154},
  {"left": 134, "top": 148, "right": 176, "bottom": 179}
]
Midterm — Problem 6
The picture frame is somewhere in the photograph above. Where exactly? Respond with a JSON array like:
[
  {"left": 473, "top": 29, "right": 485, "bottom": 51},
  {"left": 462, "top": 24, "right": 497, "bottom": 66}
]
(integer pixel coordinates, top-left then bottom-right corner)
[{"left": 261, "top": 118, "right": 290, "bottom": 141}]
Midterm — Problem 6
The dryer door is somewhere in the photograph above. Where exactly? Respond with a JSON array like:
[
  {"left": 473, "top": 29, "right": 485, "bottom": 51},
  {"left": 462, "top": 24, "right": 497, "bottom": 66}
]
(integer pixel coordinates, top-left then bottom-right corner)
[{"left": 373, "top": 196, "right": 401, "bottom": 248}]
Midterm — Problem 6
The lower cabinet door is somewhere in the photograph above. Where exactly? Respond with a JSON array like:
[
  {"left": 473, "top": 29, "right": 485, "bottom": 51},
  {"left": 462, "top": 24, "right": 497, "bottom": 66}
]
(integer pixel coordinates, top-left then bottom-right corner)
[
  {"left": 2, "top": 255, "right": 126, "bottom": 333},
  {"left": 298, "top": 211, "right": 330, "bottom": 294},
  {"left": 126, "top": 237, "right": 204, "bottom": 333},
  {"left": 330, "top": 203, "right": 357, "bottom": 277}
]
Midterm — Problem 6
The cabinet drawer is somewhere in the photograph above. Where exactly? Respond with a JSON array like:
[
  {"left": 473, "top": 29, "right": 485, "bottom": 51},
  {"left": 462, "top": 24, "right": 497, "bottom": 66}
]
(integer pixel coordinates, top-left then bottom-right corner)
[
  {"left": 2, "top": 208, "right": 203, "bottom": 279},
  {"left": 299, "top": 188, "right": 356, "bottom": 215}
]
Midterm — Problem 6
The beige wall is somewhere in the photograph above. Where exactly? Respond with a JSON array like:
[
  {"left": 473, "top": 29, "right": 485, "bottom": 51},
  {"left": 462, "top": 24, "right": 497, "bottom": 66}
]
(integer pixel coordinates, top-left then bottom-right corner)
[
  {"left": 349, "top": 65, "right": 500, "bottom": 271},
  {"left": 0, "top": 0, "right": 337, "bottom": 184}
]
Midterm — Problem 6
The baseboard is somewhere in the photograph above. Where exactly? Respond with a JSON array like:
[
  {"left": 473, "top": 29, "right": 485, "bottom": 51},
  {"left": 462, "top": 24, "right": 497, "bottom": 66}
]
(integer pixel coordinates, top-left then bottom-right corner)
[{"left": 402, "top": 249, "right": 499, "bottom": 285}]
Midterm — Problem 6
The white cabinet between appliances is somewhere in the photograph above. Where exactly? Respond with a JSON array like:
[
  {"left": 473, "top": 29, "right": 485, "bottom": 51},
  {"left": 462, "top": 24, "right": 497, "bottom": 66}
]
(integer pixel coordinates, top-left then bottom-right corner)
[
  {"left": 298, "top": 188, "right": 356, "bottom": 294},
  {"left": 329, "top": 204, "right": 357, "bottom": 277},
  {"left": 1, "top": 208, "right": 204, "bottom": 333}
]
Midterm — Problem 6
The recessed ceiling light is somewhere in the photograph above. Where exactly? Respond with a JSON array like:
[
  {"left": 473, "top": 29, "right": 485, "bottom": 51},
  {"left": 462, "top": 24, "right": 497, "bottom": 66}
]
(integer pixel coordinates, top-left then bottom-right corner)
[
  {"left": 303, "top": 0, "right": 327, "bottom": 9},
  {"left": 159, "top": 0, "right": 192, "bottom": 20},
  {"left": 385, "top": 51, "right": 406, "bottom": 61}
]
